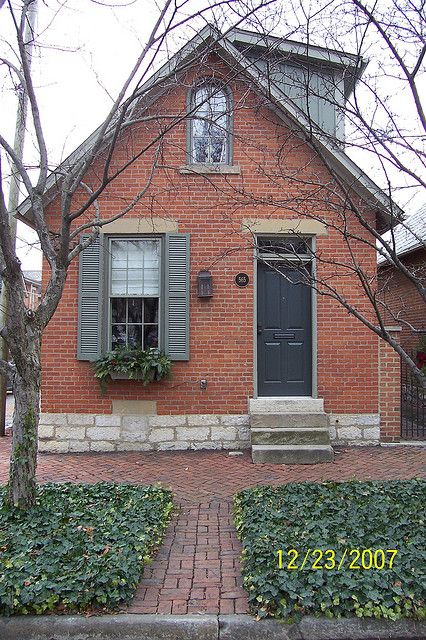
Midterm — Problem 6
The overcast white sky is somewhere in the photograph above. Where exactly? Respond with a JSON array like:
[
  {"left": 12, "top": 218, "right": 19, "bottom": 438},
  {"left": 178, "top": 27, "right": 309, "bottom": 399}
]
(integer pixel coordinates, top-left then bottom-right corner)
[{"left": 1, "top": 0, "right": 424, "bottom": 271}]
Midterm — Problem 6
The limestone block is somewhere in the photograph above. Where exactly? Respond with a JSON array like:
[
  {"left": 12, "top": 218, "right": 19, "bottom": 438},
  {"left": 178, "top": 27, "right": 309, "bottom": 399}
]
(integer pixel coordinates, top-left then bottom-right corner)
[
  {"left": 55, "top": 426, "right": 86, "bottom": 441},
  {"left": 333, "top": 414, "right": 379, "bottom": 427},
  {"left": 220, "top": 415, "right": 250, "bottom": 427},
  {"left": 116, "top": 442, "right": 153, "bottom": 452},
  {"left": 95, "top": 415, "right": 121, "bottom": 427},
  {"left": 190, "top": 441, "right": 221, "bottom": 450},
  {"left": 187, "top": 414, "right": 220, "bottom": 426},
  {"left": 121, "top": 417, "right": 149, "bottom": 442},
  {"left": 211, "top": 426, "right": 237, "bottom": 441},
  {"left": 113, "top": 400, "right": 157, "bottom": 415},
  {"left": 69, "top": 440, "right": 90, "bottom": 453},
  {"left": 176, "top": 427, "right": 209, "bottom": 442},
  {"left": 40, "top": 413, "right": 68, "bottom": 426},
  {"left": 87, "top": 427, "right": 120, "bottom": 441},
  {"left": 89, "top": 440, "right": 116, "bottom": 452},
  {"left": 363, "top": 426, "right": 380, "bottom": 440},
  {"left": 38, "top": 425, "right": 54, "bottom": 439},
  {"left": 222, "top": 441, "right": 246, "bottom": 450},
  {"left": 237, "top": 426, "right": 251, "bottom": 442},
  {"left": 38, "top": 440, "right": 69, "bottom": 453},
  {"left": 149, "top": 415, "right": 186, "bottom": 427},
  {"left": 157, "top": 442, "right": 188, "bottom": 451},
  {"left": 67, "top": 414, "right": 95, "bottom": 425},
  {"left": 328, "top": 425, "right": 337, "bottom": 441},
  {"left": 122, "top": 416, "right": 149, "bottom": 429},
  {"left": 337, "top": 426, "right": 363, "bottom": 440},
  {"left": 149, "top": 428, "right": 174, "bottom": 442}
]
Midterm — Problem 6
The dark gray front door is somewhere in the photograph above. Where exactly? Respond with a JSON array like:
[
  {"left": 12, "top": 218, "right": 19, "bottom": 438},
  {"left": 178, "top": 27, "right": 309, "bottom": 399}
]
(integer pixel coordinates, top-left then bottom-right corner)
[{"left": 257, "top": 262, "right": 312, "bottom": 396}]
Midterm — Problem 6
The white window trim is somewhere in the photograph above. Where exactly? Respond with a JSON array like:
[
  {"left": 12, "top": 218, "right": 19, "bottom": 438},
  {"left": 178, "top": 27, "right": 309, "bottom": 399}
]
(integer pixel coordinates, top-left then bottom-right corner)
[{"left": 106, "top": 235, "right": 163, "bottom": 351}]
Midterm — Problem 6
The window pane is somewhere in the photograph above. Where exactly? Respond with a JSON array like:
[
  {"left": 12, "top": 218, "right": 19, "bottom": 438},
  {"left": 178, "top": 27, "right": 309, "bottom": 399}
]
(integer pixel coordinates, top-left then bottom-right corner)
[
  {"left": 210, "top": 91, "right": 226, "bottom": 112},
  {"left": 194, "top": 137, "right": 209, "bottom": 163},
  {"left": 211, "top": 138, "right": 226, "bottom": 163},
  {"left": 128, "top": 298, "right": 143, "bottom": 323},
  {"left": 144, "top": 240, "right": 160, "bottom": 265},
  {"left": 144, "top": 325, "right": 158, "bottom": 348},
  {"left": 144, "top": 269, "right": 159, "bottom": 295},
  {"left": 111, "top": 269, "right": 127, "bottom": 295},
  {"left": 144, "top": 298, "right": 159, "bottom": 323},
  {"left": 127, "top": 269, "right": 143, "bottom": 295},
  {"left": 111, "top": 298, "right": 126, "bottom": 323},
  {"left": 209, "top": 122, "right": 226, "bottom": 137},
  {"left": 127, "top": 241, "right": 143, "bottom": 266},
  {"left": 193, "top": 118, "right": 208, "bottom": 136},
  {"left": 128, "top": 325, "right": 142, "bottom": 348},
  {"left": 110, "top": 240, "right": 128, "bottom": 269},
  {"left": 112, "top": 324, "right": 126, "bottom": 348},
  {"left": 258, "top": 237, "right": 310, "bottom": 255},
  {"left": 194, "top": 86, "right": 209, "bottom": 108}
]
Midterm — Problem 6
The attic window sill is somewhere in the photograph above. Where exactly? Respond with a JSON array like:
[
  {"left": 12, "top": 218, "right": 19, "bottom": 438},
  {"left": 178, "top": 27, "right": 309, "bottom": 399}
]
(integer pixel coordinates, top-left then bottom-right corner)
[{"left": 179, "top": 164, "right": 241, "bottom": 175}]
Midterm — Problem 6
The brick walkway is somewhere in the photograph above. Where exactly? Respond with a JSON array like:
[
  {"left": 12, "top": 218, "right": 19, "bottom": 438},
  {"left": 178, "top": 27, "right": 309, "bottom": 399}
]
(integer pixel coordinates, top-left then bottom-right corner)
[{"left": 0, "top": 437, "right": 425, "bottom": 614}]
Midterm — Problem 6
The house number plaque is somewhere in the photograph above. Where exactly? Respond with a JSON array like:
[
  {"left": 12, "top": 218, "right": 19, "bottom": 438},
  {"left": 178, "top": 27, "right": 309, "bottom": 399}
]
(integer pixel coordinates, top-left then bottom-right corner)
[{"left": 235, "top": 273, "right": 249, "bottom": 287}]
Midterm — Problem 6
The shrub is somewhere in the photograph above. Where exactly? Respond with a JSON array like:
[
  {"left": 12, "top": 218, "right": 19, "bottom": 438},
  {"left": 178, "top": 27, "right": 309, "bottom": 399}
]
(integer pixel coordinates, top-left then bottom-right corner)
[
  {"left": 0, "top": 482, "right": 173, "bottom": 615},
  {"left": 234, "top": 480, "right": 425, "bottom": 621}
]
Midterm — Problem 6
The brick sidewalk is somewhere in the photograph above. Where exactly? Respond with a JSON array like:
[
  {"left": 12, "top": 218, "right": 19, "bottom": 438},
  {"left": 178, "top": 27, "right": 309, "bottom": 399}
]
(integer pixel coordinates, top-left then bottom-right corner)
[{"left": 0, "top": 437, "right": 425, "bottom": 614}]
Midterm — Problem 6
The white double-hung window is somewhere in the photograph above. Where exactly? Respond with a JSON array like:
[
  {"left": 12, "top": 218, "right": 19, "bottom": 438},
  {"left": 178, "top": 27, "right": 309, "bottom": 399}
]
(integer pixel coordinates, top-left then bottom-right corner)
[{"left": 109, "top": 238, "right": 160, "bottom": 350}]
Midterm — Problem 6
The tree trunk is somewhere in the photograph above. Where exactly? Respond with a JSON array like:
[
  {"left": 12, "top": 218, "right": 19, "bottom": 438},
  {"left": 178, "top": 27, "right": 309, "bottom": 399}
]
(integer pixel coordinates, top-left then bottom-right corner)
[{"left": 7, "top": 336, "right": 41, "bottom": 508}]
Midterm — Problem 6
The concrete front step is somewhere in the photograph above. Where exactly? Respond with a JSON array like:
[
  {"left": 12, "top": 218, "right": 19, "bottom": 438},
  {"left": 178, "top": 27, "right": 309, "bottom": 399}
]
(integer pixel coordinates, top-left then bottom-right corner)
[
  {"left": 251, "top": 427, "right": 330, "bottom": 446},
  {"left": 251, "top": 412, "right": 329, "bottom": 429},
  {"left": 252, "top": 444, "right": 334, "bottom": 464},
  {"left": 249, "top": 397, "right": 324, "bottom": 414}
]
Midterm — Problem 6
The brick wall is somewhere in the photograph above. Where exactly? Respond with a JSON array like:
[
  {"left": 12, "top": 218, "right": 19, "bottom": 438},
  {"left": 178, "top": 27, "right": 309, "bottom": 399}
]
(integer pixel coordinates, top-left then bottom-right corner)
[
  {"left": 41, "top": 55, "right": 380, "bottom": 420},
  {"left": 378, "top": 249, "right": 426, "bottom": 353},
  {"left": 379, "top": 329, "right": 402, "bottom": 441}
]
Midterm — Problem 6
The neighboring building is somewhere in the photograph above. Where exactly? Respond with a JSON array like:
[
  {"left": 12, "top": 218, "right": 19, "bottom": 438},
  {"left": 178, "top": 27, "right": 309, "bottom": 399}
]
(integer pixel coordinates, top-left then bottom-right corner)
[
  {"left": 378, "top": 207, "right": 426, "bottom": 354},
  {"left": 19, "top": 27, "right": 404, "bottom": 459},
  {"left": 0, "top": 270, "right": 41, "bottom": 311},
  {"left": 23, "top": 271, "right": 42, "bottom": 311}
]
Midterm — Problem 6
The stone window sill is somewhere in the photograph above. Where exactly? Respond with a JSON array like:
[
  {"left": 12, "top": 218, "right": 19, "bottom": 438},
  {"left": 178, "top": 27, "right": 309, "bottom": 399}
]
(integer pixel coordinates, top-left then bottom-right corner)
[{"left": 179, "top": 164, "right": 241, "bottom": 175}]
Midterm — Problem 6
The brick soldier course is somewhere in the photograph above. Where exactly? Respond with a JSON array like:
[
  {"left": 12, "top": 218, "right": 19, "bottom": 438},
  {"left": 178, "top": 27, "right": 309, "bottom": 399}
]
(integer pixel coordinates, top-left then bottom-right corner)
[{"left": 0, "top": 438, "right": 424, "bottom": 615}]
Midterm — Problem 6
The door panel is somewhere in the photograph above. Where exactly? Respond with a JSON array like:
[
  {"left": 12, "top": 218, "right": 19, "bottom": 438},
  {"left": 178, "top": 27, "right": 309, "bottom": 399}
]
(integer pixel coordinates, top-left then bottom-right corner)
[{"left": 257, "top": 262, "right": 312, "bottom": 396}]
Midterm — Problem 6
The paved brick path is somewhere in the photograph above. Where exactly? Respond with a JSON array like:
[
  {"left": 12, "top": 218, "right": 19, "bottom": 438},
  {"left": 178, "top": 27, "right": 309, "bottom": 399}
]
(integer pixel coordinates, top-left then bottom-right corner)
[{"left": 0, "top": 437, "right": 424, "bottom": 614}]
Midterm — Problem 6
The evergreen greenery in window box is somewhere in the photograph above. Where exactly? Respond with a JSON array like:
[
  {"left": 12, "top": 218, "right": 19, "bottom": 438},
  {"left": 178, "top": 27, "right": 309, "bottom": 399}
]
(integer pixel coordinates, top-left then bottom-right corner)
[{"left": 93, "top": 347, "right": 172, "bottom": 394}]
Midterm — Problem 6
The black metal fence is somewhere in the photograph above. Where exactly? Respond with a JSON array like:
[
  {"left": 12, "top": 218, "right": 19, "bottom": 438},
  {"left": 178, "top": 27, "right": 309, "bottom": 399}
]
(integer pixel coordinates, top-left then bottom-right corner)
[{"left": 401, "top": 353, "right": 426, "bottom": 440}]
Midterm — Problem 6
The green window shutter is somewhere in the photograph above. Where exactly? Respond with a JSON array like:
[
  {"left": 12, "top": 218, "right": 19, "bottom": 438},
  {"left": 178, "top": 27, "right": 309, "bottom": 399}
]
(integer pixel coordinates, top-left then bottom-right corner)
[
  {"left": 164, "top": 233, "right": 190, "bottom": 361},
  {"left": 77, "top": 235, "right": 104, "bottom": 361}
]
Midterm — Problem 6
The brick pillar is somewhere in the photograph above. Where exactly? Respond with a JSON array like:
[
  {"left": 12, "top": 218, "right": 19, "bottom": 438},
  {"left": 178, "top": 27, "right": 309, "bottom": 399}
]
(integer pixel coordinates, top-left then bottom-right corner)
[{"left": 379, "top": 327, "right": 402, "bottom": 442}]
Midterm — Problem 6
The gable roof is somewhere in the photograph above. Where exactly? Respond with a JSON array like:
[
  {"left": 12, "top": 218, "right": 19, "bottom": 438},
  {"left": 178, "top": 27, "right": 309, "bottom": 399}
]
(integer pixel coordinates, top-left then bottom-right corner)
[
  {"left": 378, "top": 205, "right": 426, "bottom": 265},
  {"left": 17, "top": 24, "right": 403, "bottom": 230},
  {"left": 22, "top": 270, "right": 42, "bottom": 285}
]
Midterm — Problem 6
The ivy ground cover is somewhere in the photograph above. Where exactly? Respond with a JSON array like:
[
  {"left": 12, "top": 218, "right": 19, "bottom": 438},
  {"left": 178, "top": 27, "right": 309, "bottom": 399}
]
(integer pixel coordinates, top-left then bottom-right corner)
[
  {"left": 234, "top": 480, "right": 425, "bottom": 621},
  {"left": 0, "top": 482, "right": 173, "bottom": 615}
]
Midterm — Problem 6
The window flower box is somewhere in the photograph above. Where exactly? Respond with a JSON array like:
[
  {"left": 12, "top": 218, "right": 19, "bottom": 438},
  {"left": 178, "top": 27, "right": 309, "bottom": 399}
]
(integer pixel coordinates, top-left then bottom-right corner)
[{"left": 93, "top": 347, "right": 171, "bottom": 394}]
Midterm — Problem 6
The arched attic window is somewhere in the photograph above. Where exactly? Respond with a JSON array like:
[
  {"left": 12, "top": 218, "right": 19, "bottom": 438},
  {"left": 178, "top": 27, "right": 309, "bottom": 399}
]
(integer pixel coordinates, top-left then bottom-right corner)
[{"left": 189, "top": 82, "right": 232, "bottom": 164}]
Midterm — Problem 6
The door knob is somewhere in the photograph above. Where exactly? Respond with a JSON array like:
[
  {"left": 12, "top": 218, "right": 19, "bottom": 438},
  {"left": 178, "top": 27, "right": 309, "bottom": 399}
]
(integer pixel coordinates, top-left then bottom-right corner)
[{"left": 257, "top": 324, "right": 263, "bottom": 335}]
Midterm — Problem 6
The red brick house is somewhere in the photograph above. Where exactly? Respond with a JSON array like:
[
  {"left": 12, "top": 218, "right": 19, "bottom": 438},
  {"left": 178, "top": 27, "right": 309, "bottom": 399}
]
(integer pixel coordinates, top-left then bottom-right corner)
[
  {"left": 378, "top": 207, "right": 426, "bottom": 354},
  {"left": 20, "top": 27, "right": 403, "bottom": 460}
]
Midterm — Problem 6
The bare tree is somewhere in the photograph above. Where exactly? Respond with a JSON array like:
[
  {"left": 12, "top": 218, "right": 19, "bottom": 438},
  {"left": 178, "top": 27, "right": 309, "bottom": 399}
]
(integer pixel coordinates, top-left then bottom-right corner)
[{"left": 0, "top": 0, "right": 279, "bottom": 507}]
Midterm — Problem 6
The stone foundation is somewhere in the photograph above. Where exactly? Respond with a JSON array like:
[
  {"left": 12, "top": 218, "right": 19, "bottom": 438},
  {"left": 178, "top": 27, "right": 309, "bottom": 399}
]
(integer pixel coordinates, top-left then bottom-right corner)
[
  {"left": 39, "top": 412, "right": 383, "bottom": 453},
  {"left": 328, "top": 414, "right": 380, "bottom": 445},
  {"left": 38, "top": 413, "right": 251, "bottom": 453}
]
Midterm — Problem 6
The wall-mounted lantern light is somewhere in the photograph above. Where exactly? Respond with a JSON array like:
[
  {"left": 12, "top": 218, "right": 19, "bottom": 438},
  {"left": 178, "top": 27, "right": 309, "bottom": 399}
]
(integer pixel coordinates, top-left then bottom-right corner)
[{"left": 197, "top": 270, "right": 213, "bottom": 298}]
